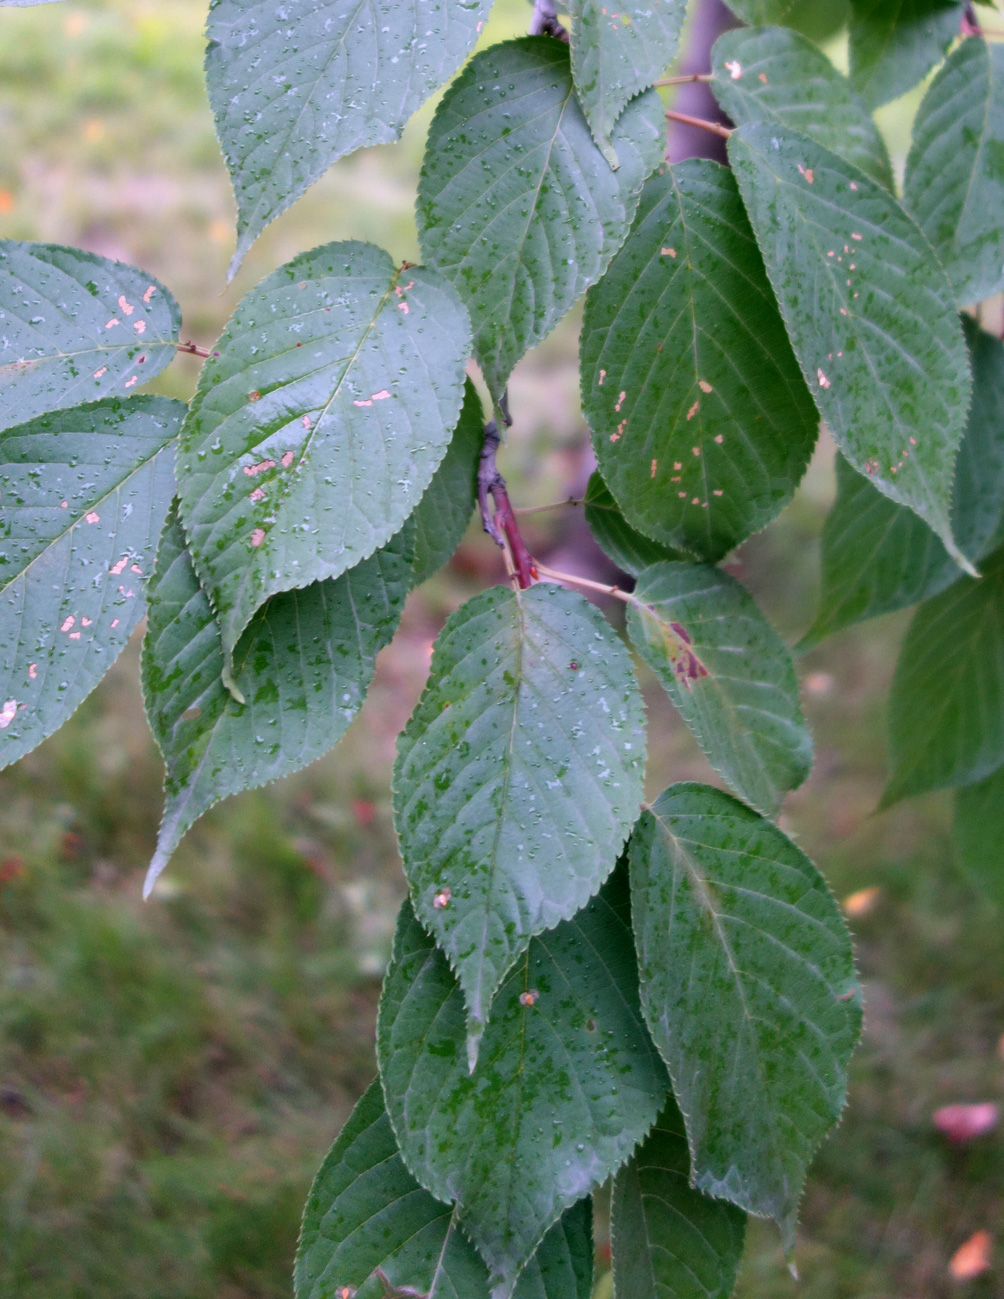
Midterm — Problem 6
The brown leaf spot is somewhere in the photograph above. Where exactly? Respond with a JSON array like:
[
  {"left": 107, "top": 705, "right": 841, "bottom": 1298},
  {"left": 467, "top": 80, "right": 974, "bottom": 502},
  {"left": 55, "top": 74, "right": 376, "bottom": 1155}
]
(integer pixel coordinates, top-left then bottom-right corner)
[
  {"left": 615, "top": 390, "right": 626, "bottom": 412},
  {"left": 686, "top": 400, "right": 699, "bottom": 420},
  {"left": 142, "top": 284, "right": 157, "bottom": 303},
  {"left": 69, "top": 631, "right": 81, "bottom": 640},
  {"left": 60, "top": 616, "right": 76, "bottom": 633},
  {"left": 85, "top": 512, "right": 100, "bottom": 524},
  {"left": 81, "top": 617, "right": 93, "bottom": 627},
  {"left": 110, "top": 557, "right": 129, "bottom": 575},
  {"left": 758, "top": 71, "right": 768, "bottom": 82},
  {"left": 353, "top": 398, "right": 373, "bottom": 407},
  {"left": 243, "top": 459, "right": 276, "bottom": 477},
  {"left": 93, "top": 366, "right": 107, "bottom": 379},
  {"left": 817, "top": 368, "right": 831, "bottom": 389},
  {"left": 725, "top": 58, "right": 741, "bottom": 78},
  {"left": 0, "top": 700, "right": 17, "bottom": 729},
  {"left": 133, "top": 320, "right": 146, "bottom": 335},
  {"left": 281, "top": 450, "right": 295, "bottom": 467},
  {"left": 598, "top": 368, "right": 606, "bottom": 385},
  {"left": 104, "top": 318, "right": 120, "bottom": 330},
  {"left": 698, "top": 379, "right": 713, "bottom": 393},
  {"left": 250, "top": 528, "right": 266, "bottom": 548},
  {"left": 248, "top": 390, "right": 261, "bottom": 402},
  {"left": 28, "top": 663, "right": 37, "bottom": 680},
  {"left": 117, "top": 295, "right": 134, "bottom": 316},
  {"left": 124, "top": 376, "right": 138, "bottom": 388},
  {"left": 433, "top": 887, "right": 451, "bottom": 910},
  {"left": 661, "top": 246, "right": 677, "bottom": 258},
  {"left": 519, "top": 989, "right": 540, "bottom": 1007},
  {"left": 249, "top": 486, "right": 265, "bottom": 502},
  {"left": 651, "top": 458, "right": 657, "bottom": 478},
  {"left": 371, "top": 389, "right": 391, "bottom": 401}
]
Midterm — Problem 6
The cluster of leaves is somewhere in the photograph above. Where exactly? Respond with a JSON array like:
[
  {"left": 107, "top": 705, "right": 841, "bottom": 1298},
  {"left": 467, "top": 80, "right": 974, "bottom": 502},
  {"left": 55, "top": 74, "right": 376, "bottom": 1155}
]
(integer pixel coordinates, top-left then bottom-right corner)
[{"left": 1, "top": 0, "right": 1002, "bottom": 1294}]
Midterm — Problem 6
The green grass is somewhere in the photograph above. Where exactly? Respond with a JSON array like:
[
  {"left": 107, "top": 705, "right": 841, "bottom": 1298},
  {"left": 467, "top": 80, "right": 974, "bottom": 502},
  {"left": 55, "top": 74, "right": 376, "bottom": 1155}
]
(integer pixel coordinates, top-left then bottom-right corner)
[{"left": 1, "top": 2, "right": 1002, "bottom": 1295}]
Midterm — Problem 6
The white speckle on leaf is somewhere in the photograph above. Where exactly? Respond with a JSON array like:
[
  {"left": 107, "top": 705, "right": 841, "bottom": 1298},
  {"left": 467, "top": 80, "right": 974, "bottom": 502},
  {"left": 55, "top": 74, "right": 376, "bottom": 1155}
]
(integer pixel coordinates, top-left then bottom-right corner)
[
  {"left": 370, "top": 389, "right": 391, "bottom": 401},
  {"left": 93, "top": 366, "right": 107, "bottom": 379},
  {"left": 0, "top": 700, "right": 17, "bottom": 729},
  {"left": 817, "top": 368, "right": 831, "bottom": 389},
  {"left": 725, "top": 59, "right": 741, "bottom": 78},
  {"left": 28, "top": 664, "right": 37, "bottom": 680},
  {"left": 124, "top": 375, "right": 138, "bottom": 388}
]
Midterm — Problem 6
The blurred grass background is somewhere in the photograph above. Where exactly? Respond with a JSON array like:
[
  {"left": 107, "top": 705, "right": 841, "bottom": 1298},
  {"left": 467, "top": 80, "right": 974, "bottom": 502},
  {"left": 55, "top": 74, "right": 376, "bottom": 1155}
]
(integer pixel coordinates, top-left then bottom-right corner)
[{"left": 1, "top": 0, "right": 1002, "bottom": 1295}]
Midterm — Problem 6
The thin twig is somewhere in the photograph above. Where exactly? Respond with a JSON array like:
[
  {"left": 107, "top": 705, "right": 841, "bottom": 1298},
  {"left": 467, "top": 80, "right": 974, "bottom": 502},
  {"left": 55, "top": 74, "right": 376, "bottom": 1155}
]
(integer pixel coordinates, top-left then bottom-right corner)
[
  {"left": 512, "top": 496, "right": 584, "bottom": 516},
  {"left": 656, "top": 72, "right": 713, "bottom": 86},
  {"left": 534, "top": 561, "right": 632, "bottom": 604},
  {"left": 665, "top": 108, "right": 732, "bottom": 139},
  {"left": 529, "top": 0, "right": 569, "bottom": 42},
  {"left": 477, "top": 400, "right": 537, "bottom": 590},
  {"left": 176, "top": 340, "right": 212, "bottom": 358}
]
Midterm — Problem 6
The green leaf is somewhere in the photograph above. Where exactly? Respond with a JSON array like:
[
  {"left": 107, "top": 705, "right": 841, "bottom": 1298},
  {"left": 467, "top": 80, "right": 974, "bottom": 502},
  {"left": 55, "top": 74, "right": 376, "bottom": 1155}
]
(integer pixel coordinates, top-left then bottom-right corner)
[
  {"left": 627, "top": 561, "right": 812, "bottom": 817},
  {"left": 0, "top": 397, "right": 181, "bottom": 769},
  {"left": 410, "top": 380, "right": 483, "bottom": 587},
  {"left": 611, "top": 1095, "right": 746, "bottom": 1299},
  {"left": 568, "top": 0, "right": 687, "bottom": 162},
  {"left": 954, "top": 766, "right": 1004, "bottom": 909},
  {"left": 803, "top": 323, "right": 1004, "bottom": 644},
  {"left": 377, "top": 871, "right": 668, "bottom": 1297},
  {"left": 141, "top": 506, "right": 413, "bottom": 896},
  {"left": 295, "top": 1080, "right": 594, "bottom": 1299},
  {"left": 583, "top": 471, "right": 687, "bottom": 577},
  {"left": 393, "top": 581, "right": 646, "bottom": 1042},
  {"left": 881, "top": 547, "right": 1004, "bottom": 806},
  {"left": 176, "top": 240, "right": 471, "bottom": 665},
  {"left": 417, "top": 37, "right": 664, "bottom": 400},
  {"left": 710, "top": 27, "right": 894, "bottom": 188},
  {"left": 205, "top": 0, "right": 491, "bottom": 278},
  {"left": 722, "top": 0, "right": 796, "bottom": 23},
  {"left": 904, "top": 37, "right": 1004, "bottom": 307},
  {"left": 583, "top": 160, "right": 818, "bottom": 563},
  {"left": 728, "top": 123, "right": 972, "bottom": 567},
  {"left": 630, "top": 783, "right": 861, "bottom": 1245},
  {"left": 0, "top": 241, "right": 180, "bottom": 433},
  {"left": 849, "top": 0, "right": 962, "bottom": 109}
]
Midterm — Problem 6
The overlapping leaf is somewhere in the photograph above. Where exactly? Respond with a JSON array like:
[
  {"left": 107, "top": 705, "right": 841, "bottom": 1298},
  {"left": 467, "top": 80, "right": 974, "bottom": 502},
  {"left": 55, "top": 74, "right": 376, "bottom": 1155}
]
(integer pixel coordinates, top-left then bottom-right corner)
[
  {"left": 141, "top": 508, "right": 413, "bottom": 897},
  {"left": 410, "top": 381, "right": 483, "bottom": 587},
  {"left": 584, "top": 160, "right": 818, "bottom": 562},
  {"left": 378, "top": 872, "right": 668, "bottom": 1296},
  {"left": 568, "top": 0, "right": 687, "bottom": 162},
  {"left": 881, "top": 547, "right": 1004, "bottom": 807},
  {"left": 729, "top": 124, "right": 971, "bottom": 565},
  {"left": 630, "top": 783, "right": 861, "bottom": 1245},
  {"left": 295, "top": 1080, "right": 594, "bottom": 1299},
  {"left": 0, "top": 397, "right": 181, "bottom": 769},
  {"left": 418, "top": 38, "right": 664, "bottom": 399},
  {"left": 206, "top": 0, "right": 491, "bottom": 278},
  {"left": 176, "top": 240, "right": 470, "bottom": 665},
  {"left": 904, "top": 37, "right": 1004, "bottom": 307},
  {"left": 393, "top": 581, "right": 646, "bottom": 1042},
  {"left": 954, "top": 767, "right": 1004, "bottom": 909},
  {"left": 0, "top": 242, "right": 180, "bottom": 433},
  {"left": 710, "top": 27, "right": 894, "bottom": 188},
  {"left": 722, "top": 0, "right": 796, "bottom": 22},
  {"left": 804, "top": 321, "right": 1004, "bottom": 644},
  {"left": 583, "top": 471, "right": 686, "bottom": 577},
  {"left": 627, "top": 561, "right": 812, "bottom": 816},
  {"left": 849, "top": 0, "right": 962, "bottom": 109},
  {"left": 611, "top": 1095, "right": 746, "bottom": 1299}
]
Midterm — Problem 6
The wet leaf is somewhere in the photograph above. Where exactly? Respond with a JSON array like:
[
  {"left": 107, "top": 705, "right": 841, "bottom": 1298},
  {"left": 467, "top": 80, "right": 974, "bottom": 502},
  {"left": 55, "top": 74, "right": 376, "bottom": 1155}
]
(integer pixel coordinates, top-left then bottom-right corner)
[
  {"left": 583, "top": 471, "right": 687, "bottom": 577},
  {"left": 0, "top": 242, "right": 180, "bottom": 433},
  {"left": 722, "top": 0, "right": 797, "bottom": 21},
  {"left": 584, "top": 160, "right": 817, "bottom": 562},
  {"left": 378, "top": 871, "right": 668, "bottom": 1296},
  {"left": 729, "top": 124, "right": 971, "bottom": 566},
  {"left": 141, "top": 507, "right": 413, "bottom": 896},
  {"left": 0, "top": 397, "right": 181, "bottom": 769},
  {"left": 410, "top": 381, "right": 483, "bottom": 587},
  {"left": 955, "top": 766, "right": 1004, "bottom": 908},
  {"left": 611, "top": 1094, "right": 746, "bottom": 1299},
  {"left": 295, "top": 1080, "right": 593, "bottom": 1299},
  {"left": 849, "top": 0, "right": 962, "bottom": 109},
  {"left": 627, "top": 561, "right": 812, "bottom": 817},
  {"left": 904, "top": 37, "right": 1004, "bottom": 307},
  {"left": 710, "top": 27, "right": 894, "bottom": 188},
  {"left": 176, "top": 240, "right": 470, "bottom": 666},
  {"left": 629, "top": 783, "right": 861, "bottom": 1246},
  {"left": 418, "top": 38, "right": 664, "bottom": 399},
  {"left": 206, "top": 0, "right": 491, "bottom": 278},
  {"left": 393, "top": 581, "right": 646, "bottom": 1040}
]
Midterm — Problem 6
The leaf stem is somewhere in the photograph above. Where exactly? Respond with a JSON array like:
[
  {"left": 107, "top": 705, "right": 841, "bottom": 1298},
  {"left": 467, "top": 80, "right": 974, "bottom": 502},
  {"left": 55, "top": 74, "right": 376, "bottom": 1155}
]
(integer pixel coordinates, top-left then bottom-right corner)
[
  {"left": 512, "top": 496, "right": 584, "bottom": 516},
  {"left": 665, "top": 108, "right": 733, "bottom": 139},
  {"left": 176, "top": 340, "right": 212, "bottom": 358},
  {"left": 656, "top": 72, "right": 713, "bottom": 86},
  {"left": 478, "top": 404, "right": 538, "bottom": 590},
  {"left": 534, "top": 561, "right": 632, "bottom": 605}
]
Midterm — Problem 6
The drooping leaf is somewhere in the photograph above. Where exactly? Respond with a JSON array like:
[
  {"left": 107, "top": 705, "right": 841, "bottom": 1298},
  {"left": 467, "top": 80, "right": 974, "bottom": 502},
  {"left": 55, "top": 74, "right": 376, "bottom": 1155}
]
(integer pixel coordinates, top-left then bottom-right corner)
[
  {"left": 205, "top": 0, "right": 491, "bottom": 278},
  {"left": 627, "top": 561, "right": 812, "bottom": 817},
  {"left": 0, "top": 397, "right": 181, "bottom": 769},
  {"left": 141, "top": 507, "right": 413, "bottom": 897},
  {"left": 295, "top": 1080, "right": 594, "bottom": 1299},
  {"left": 903, "top": 37, "right": 1004, "bottom": 307},
  {"left": 176, "top": 241, "right": 470, "bottom": 665},
  {"left": 710, "top": 27, "right": 894, "bottom": 188},
  {"left": 567, "top": 0, "right": 687, "bottom": 163},
  {"left": 583, "top": 471, "right": 687, "bottom": 577},
  {"left": 0, "top": 242, "right": 180, "bottom": 433},
  {"left": 629, "top": 783, "right": 861, "bottom": 1245},
  {"left": 728, "top": 123, "right": 972, "bottom": 566},
  {"left": 393, "top": 581, "right": 646, "bottom": 1041},
  {"left": 881, "top": 547, "right": 1004, "bottom": 807},
  {"left": 583, "top": 160, "right": 818, "bottom": 562},
  {"left": 417, "top": 37, "right": 664, "bottom": 400},
  {"left": 804, "top": 323, "right": 1004, "bottom": 644},
  {"left": 611, "top": 1094, "right": 746, "bottom": 1299},
  {"left": 849, "top": 0, "right": 962, "bottom": 109},
  {"left": 954, "top": 766, "right": 1004, "bottom": 909},
  {"left": 378, "top": 871, "right": 668, "bottom": 1297},
  {"left": 410, "top": 380, "right": 483, "bottom": 587}
]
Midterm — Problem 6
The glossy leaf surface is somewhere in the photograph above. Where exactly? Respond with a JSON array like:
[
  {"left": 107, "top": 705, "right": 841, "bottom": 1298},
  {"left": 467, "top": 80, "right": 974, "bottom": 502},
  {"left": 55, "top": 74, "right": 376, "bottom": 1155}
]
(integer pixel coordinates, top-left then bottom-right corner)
[
  {"left": 206, "top": 0, "right": 491, "bottom": 277},
  {"left": 583, "top": 471, "right": 686, "bottom": 577},
  {"left": 295, "top": 1080, "right": 593, "bottom": 1299},
  {"left": 954, "top": 767, "right": 1004, "bottom": 909},
  {"left": 729, "top": 124, "right": 971, "bottom": 564},
  {"left": 0, "top": 397, "right": 181, "bottom": 769},
  {"left": 177, "top": 241, "right": 470, "bottom": 663},
  {"left": 630, "top": 783, "right": 861, "bottom": 1244},
  {"left": 418, "top": 38, "right": 664, "bottom": 399},
  {"left": 0, "top": 242, "right": 180, "bottom": 433},
  {"left": 410, "top": 381, "right": 483, "bottom": 587},
  {"left": 584, "top": 161, "right": 817, "bottom": 562},
  {"left": 904, "top": 38, "right": 1004, "bottom": 307},
  {"left": 393, "top": 581, "right": 646, "bottom": 1037},
  {"left": 142, "top": 507, "right": 412, "bottom": 895},
  {"left": 628, "top": 561, "right": 812, "bottom": 817},
  {"left": 378, "top": 873, "right": 668, "bottom": 1296},
  {"left": 849, "top": 0, "right": 962, "bottom": 109}
]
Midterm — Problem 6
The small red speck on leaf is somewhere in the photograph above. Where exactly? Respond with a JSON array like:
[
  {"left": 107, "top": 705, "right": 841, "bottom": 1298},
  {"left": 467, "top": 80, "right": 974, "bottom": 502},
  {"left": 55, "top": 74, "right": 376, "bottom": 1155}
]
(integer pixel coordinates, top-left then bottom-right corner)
[
  {"left": 248, "top": 390, "right": 261, "bottom": 402},
  {"left": 433, "top": 887, "right": 451, "bottom": 910},
  {"left": 520, "top": 990, "right": 540, "bottom": 1007}
]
